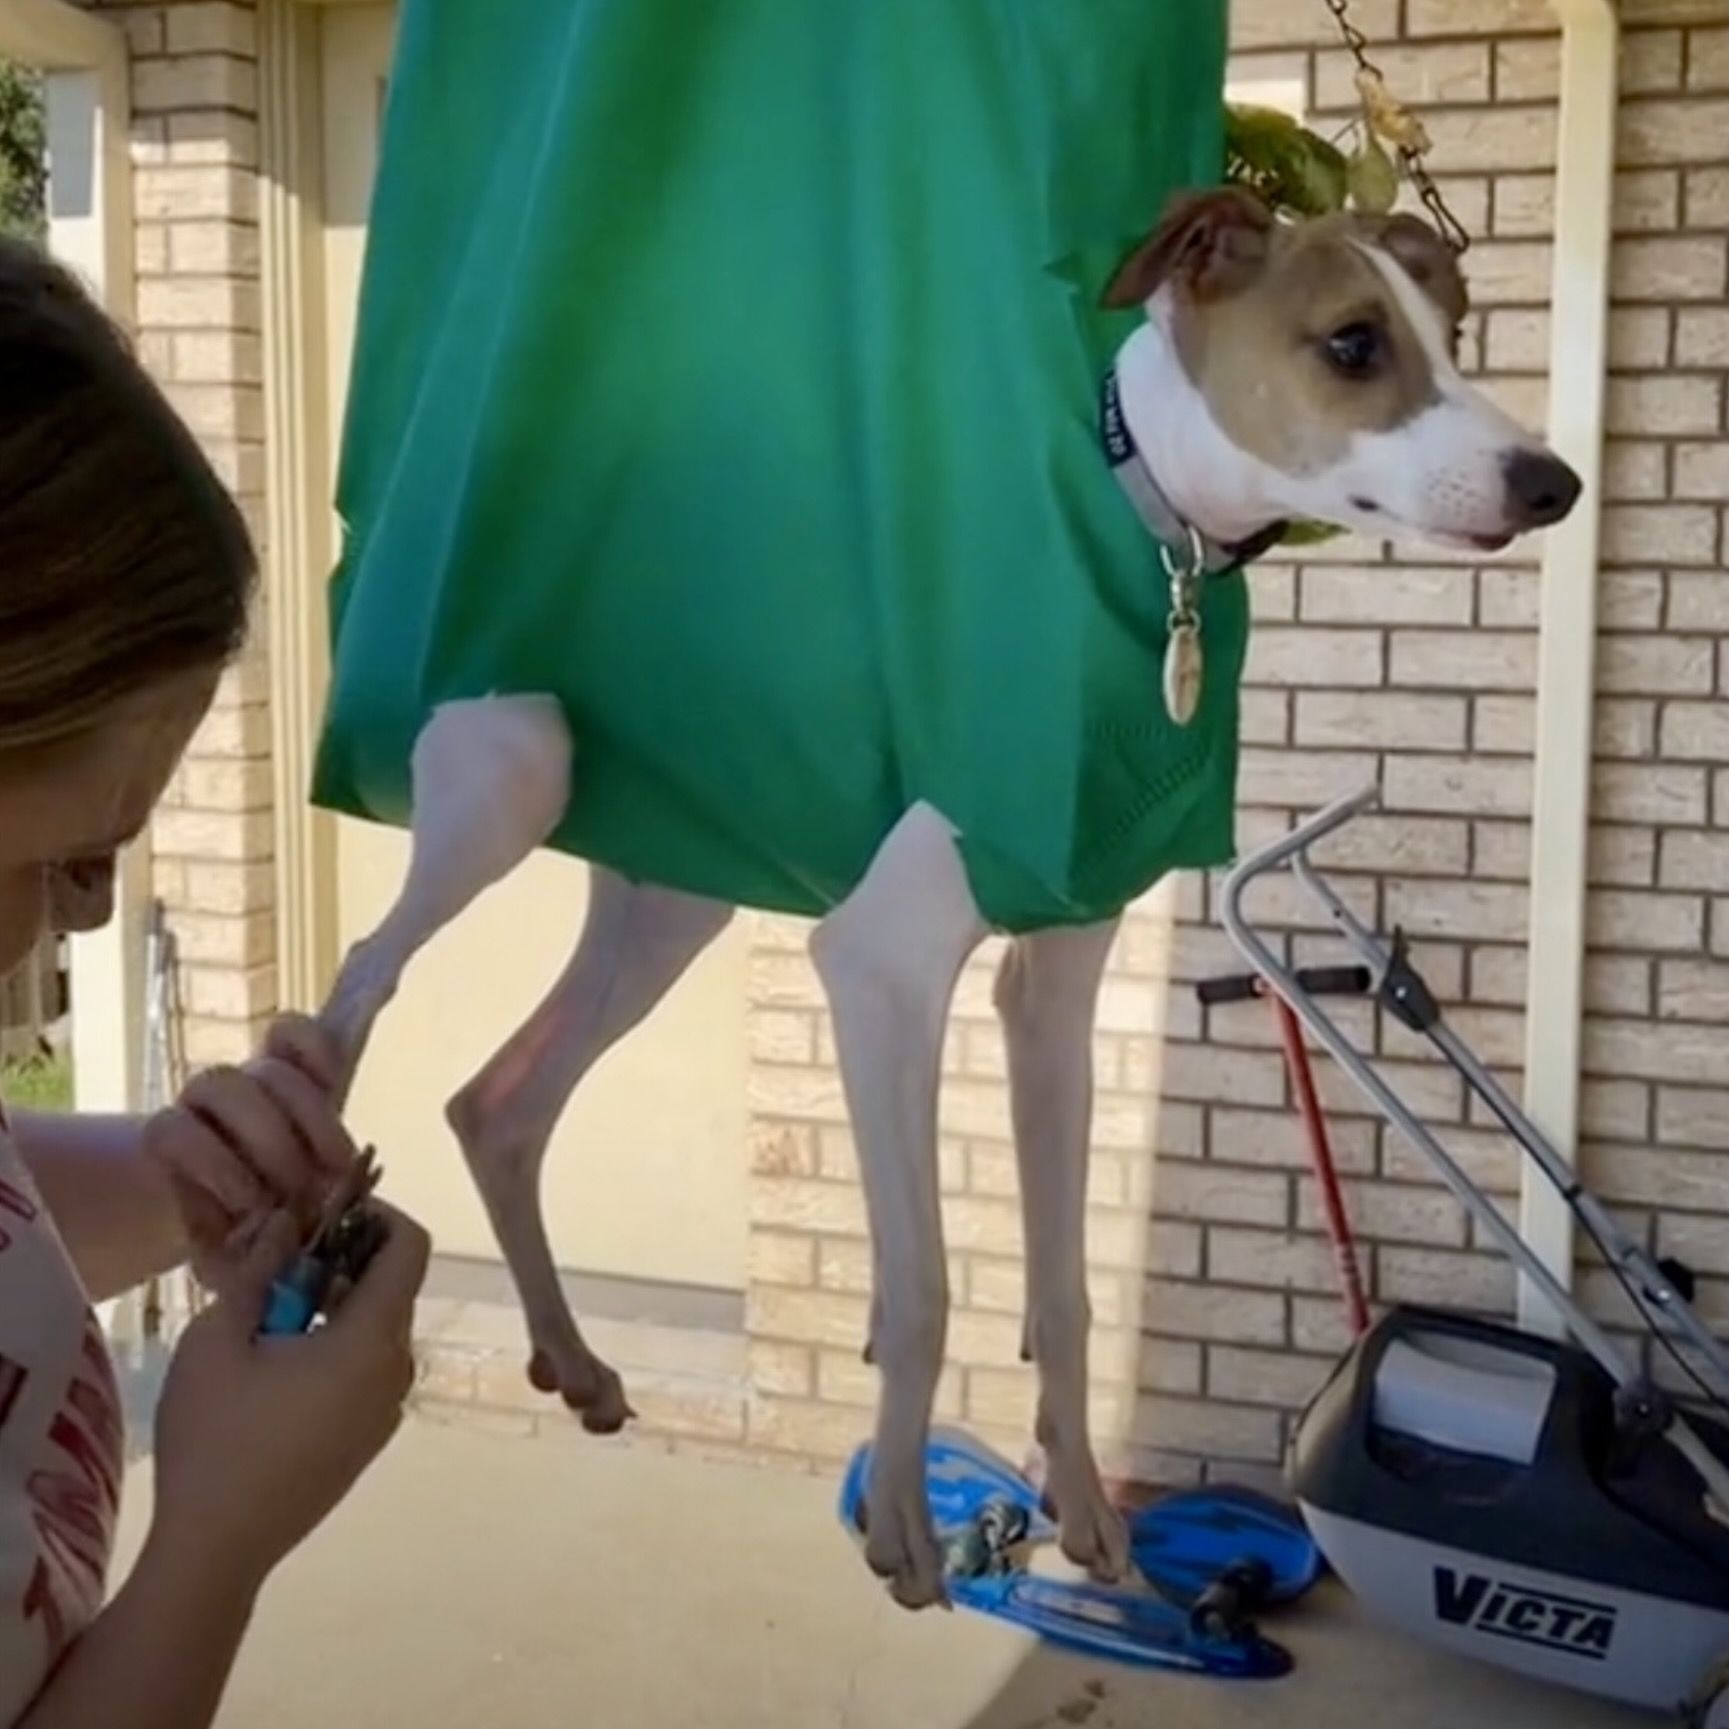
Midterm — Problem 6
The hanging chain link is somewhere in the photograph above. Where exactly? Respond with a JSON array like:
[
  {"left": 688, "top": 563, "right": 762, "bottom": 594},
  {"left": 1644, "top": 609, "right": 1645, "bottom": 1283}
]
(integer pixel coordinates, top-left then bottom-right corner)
[{"left": 1322, "top": 0, "right": 1471, "bottom": 255}]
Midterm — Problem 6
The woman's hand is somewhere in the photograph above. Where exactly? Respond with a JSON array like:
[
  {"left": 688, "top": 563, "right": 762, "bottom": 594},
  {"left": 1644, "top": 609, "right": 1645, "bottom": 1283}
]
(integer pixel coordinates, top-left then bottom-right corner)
[
  {"left": 146, "top": 1199, "right": 430, "bottom": 1599},
  {"left": 143, "top": 1014, "right": 356, "bottom": 1280}
]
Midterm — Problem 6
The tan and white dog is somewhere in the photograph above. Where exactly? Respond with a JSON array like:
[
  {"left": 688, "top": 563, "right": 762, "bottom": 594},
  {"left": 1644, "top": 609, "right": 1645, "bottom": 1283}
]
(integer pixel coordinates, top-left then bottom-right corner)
[{"left": 317, "top": 189, "right": 1580, "bottom": 1610}]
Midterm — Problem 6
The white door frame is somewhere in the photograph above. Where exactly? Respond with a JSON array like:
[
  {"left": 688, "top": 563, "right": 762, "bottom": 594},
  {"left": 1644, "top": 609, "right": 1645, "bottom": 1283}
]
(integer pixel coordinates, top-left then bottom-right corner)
[{"left": 1, "top": 0, "right": 141, "bottom": 1115}]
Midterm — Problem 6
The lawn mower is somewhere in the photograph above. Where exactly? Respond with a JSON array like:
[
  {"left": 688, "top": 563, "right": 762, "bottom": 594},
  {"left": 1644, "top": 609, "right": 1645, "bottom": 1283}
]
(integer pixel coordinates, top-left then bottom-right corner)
[{"left": 1216, "top": 783, "right": 1729, "bottom": 1726}]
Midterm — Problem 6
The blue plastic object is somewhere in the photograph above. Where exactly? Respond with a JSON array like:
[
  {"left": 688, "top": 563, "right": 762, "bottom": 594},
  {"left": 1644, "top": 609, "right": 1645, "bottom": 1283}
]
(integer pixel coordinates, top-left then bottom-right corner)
[
  {"left": 258, "top": 1256, "right": 327, "bottom": 1337},
  {"left": 1130, "top": 1484, "right": 1324, "bottom": 1609},
  {"left": 837, "top": 1428, "right": 1293, "bottom": 1679}
]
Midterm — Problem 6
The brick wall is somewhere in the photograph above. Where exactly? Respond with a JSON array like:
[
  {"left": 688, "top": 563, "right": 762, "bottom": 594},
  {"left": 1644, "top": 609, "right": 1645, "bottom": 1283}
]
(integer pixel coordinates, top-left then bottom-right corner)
[
  {"left": 93, "top": 0, "right": 273, "bottom": 1070},
  {"left": 741, "top": 0, "right": 1729, "bottom": 1486}
]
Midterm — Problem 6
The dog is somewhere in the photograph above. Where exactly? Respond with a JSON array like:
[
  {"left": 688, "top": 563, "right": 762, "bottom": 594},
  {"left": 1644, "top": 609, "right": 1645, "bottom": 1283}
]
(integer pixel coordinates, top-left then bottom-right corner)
[{"left": 316, "top": 188, "right": 1580, "bottom": 1610}]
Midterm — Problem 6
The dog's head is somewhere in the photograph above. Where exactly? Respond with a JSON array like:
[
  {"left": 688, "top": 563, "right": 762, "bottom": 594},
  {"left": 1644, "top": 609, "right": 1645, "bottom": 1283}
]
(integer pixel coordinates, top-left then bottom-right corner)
[{"left": 1103, "top": 188, "right": 1580, "bottom": 553}]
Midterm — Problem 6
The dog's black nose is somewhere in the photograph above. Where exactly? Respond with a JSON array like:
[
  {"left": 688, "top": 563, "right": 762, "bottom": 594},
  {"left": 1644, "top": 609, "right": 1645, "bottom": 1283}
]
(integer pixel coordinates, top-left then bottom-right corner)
[{"left": 1504, "top": 448, "right": 1582, "bottom": 527}]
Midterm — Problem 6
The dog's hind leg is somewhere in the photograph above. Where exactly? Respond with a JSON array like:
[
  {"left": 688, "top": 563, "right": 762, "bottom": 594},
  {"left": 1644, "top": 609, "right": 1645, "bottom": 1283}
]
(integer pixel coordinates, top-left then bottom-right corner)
[
  {"left": 320, "top": 697, "right": 573, "bottom": 1096},
  {"left": 995, "top": 919, "right": 1130, "bottom": 1580},
  {"left": 810, "top": 803, "right": 986, "bottom": 1609},
  {"left": 447, "top": 870, "right": 733, "bottom": 1433}
]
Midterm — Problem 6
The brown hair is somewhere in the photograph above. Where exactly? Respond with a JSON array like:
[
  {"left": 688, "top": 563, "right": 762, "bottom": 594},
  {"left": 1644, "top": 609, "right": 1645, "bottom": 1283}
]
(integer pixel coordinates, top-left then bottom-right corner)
[{"left": 0, "top": 235, "right": 256, "bottom": 750}]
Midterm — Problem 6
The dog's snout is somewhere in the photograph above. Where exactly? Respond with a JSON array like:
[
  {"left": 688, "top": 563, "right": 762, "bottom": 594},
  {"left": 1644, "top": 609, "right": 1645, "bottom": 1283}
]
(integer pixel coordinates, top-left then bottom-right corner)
[{"left": 1503, "top": 448, "right": 1582, "bottom": 528}]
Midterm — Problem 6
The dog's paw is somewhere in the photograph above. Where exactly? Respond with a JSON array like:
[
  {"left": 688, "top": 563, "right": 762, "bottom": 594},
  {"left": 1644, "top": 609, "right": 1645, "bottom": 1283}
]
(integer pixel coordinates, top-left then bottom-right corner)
[
  {"left": 1047, "top": 1453, "right": 1130, "bottom": 1581},
  {"left": 527, "top": 1345, "right": 636, "bottom": 1435},
  {"left": 861, "top": 1461, "right": 949, "bottom": 1610}
]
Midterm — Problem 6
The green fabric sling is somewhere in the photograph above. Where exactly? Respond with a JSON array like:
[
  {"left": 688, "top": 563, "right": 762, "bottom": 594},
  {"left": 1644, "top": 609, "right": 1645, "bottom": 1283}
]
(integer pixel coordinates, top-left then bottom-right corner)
[{"left": 312, "top": 0, "right": 1247, "bottom": 933}]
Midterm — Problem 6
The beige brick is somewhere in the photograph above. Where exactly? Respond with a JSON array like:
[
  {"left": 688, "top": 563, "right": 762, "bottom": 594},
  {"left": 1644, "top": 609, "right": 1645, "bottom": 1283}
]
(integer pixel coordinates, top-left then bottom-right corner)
[
  {"left": 1484, "top": 308, "right": 1551, "bottom": 372},
  {"left": 1657, "top": 1086, "right": 1729, "bottom": 1151},
  {"left": 1618, "top": 96, "right": 1729, "bottom": 165},
  {"left": 1477, "top": 373, "right": 1549, "bottom": 427},
  {"left": 1383, "top": 1124, "right": 1523, "bottom": 1192},
  {"left": 1612, "top": 235, "right": 1729, "bottom": 303},
  {"left": 1578, "top": 1079, "right": 1651, "bottom": 1142},
  {"left": 165, "top": 2, "right": 258, "bottom": 57},
  {"left": 1386, "top": 754, "right": 1532, "bottom": 818},
  {"left": 1597, "top": 698, "right": 1658, "bottom": 758},
  {"left": 1138, "top": 1336, "right": 1203, "bottom": 1396},
  {"left": 1385, "top": 878, "right": 1528, "bottom": 944},
  {"left": 1589, "top": 824, "right": 1658, "bottom": 888},
  {"left": 133, "top": 53, "right": 257, "bottom": 115},
  {"left": 1316, "top": 41, "right": 1492, "bottom": 109},
  {"left": 1599, "top": 635, "right": 1717, "bottom": 695},
  {"left": 183, "top": 960, "right": 274, "bottom": 1019},
  {"left": 1471, "top": 695, "right": 1533, "bottom": 755},
  {"left": 1589, "top": 884, "right": 1710, "bottom": 950},
  {"left": 175, "top": 905, "right": 273, "bottom": 975},
  {"left": 1297, "top": 1179, "right": 1466, "bottom": 1247},
  {"left": 1298, "top": 565, "right": 1474, "bottom": 627},
  {"left": 1206, "top": 1227, "right": 1341, "bottom": 1293},
  {"left": 176, "top": 861, "right": 271, "bottom": 920},
  {"left": 748, "top": 1230, "right": 815, "bottom": 1288},
  {"left": 1389, "top": 630, "right": 1535, "bottom": 692},
  {"left": 1674, "top": 442, "right": 1729, "bottom": 502},
  {"left": 1608, "top": 374, "right": 1722, "bottom": 436},
  {"left": 1691, "top": 25, "right": 1729, "bottom": 89},
  {"left": 151, "top": 807, "right": 272, "bottom": 860},
  {"left": 1491, "top": 174, "right": 1554, "bottom": 239},
  {"left": 164, "top": 383, "right": 263, "bottom": 443},
  {"left": 1245, "top": 627, "right": 1382, "bottom": 687},
  {"left": 1493, "top": 38, "right": 1560, "bottom": 100},
  {"left": 1425, "top": 107, "right": 1557, "bottom": 176},
  {"left": 1209, "top": 1106, "right": 1376, "bottom": 1176},
  {"left": 1584, "top": 1015, "right": 1719, "bottom": 1083},
  {"left": 1624, "top": 27, "right": 1688, "bottom": 91},
  {"left": 1588, "top": 1142, "right": 1729, "bottom": 1209},
  {"left": 1230, "top": 0, "right": 1399, "bottom": 49},
  {"left": 167, "top": 220, "right": 260, "bottom": 276},
  {"left": 1378, "top": 1247, "right": 1516, "bottom": 1312},
  {"left": 746, "top": 1395, "right": 868, "bottom": 1461},
  {"left": 1307, "top": 813, "right": 1473, "bottom": 878},
  {"left": 1676, "top": 307, "right": 1729, "bottom": 367},
  {"left": 746, "top": 1285, "right": 868, "bottom": 1351},
  {"left": 118, "top": 8, "right": 167, "bottom": 55},
  {"left": 181, "top": 1015, "right": 258, "bottom": 1068},
  {"left": 1460, "top": 242, "right": 1553, "bottom": 308},
  {"left": 1130, "top": 1396, "right": 1283, "bottom": 1465},
  {"left": 1238, "top": 688, "right": 1288, "bottom": 746},
  {"left": 1716, "top": 898, "right": 1729, "bottom": 959},
  {"left": 1595, "top": 762, "right": 1708, "bottom": 828},
  {"left": 135, "top": 275, "right": 259, "bottom": 332},
  {"left": 1590, "top": 955, "right": 1657, "bottom": 1015},
  {"left": 1669, "top": 572, "right": 1729, "bottom": 632},
  {"left": 1659, "top": 958, "right": 1729, "bottom": 1022},
  {"left": 1234, "top": 748, "right": 1382, "bottom": 813},
  {"left": 1687, "top": 165, "right": 1729, "bottom": 227},
  {"left": 170, "top": 329, "right": 262, "bottom": 387},
  {"left": 1605, "top": 571, "right": 1669, "bottom": 632},
  {"left": 135, "top": 162, "right": 257, "bottom": 224},
  {"left": 748, "top": 1121, "right": 816, "bottom": 1178},
  {"left": 135, "top": 222, "right": 170, "bottom": 276},
  {"left": 1660, "top": 830, "right": 1729, "bottom": 890},
  {"left": 1149, "top": 1164, "right": 1289, "bottom": 1229},
  {"left": 747, "top": 1177, "right": 864, "bottom": 1237},
  {"left": 1609, "top": 306, "right": 1674, "bottom": 369},
  {"left": 1292, "top": 691, "right": 1468, "bottom": 752},
  {"left": 1141, "top": 1279, "right": 1286, "bottom": 1346},
  {"left": 1477, "top": 569, "right": 1540, "bottom": 629},
  {"left": 1321, "top": 1049, "right": 1467, "bottom": 1124},
  {"left": 1614, "top": 167, "right": 1684, "bottom": 233},
  {"left": 746, "top": 1064, "right": 848, "bottom": 1126},
  {"left": 748, "top": 1339, "right": 813, "bottom": 1398},
  {"left": 1661, "top": 700, "right": 1729, "bottom": 762},
  {"left": 165, "top": 109, "right": 259, "bottom": 169}
]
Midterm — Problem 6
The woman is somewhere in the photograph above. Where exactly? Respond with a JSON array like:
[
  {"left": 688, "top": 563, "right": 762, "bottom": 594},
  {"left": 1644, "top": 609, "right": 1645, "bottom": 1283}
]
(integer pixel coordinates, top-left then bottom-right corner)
[{"left": 0, "top": 235, "right": 429, "bottom": 1728}]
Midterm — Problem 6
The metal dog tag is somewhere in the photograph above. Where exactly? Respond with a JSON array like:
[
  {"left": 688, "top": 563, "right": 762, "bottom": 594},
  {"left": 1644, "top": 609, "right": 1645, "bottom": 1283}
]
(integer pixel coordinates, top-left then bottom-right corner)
[{"left": 1163, "top": 619, "right": 1203, "bottom": 726}]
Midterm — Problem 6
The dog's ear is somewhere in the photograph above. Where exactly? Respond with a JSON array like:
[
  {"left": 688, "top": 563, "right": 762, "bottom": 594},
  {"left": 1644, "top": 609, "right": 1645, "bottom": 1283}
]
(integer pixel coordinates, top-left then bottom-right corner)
[
  {"left": 1100, "top": 187, "right": 1275, "bottom": 310},
  {"left": 1360, "top": 212, "right": 1468, "bottom": 334}
]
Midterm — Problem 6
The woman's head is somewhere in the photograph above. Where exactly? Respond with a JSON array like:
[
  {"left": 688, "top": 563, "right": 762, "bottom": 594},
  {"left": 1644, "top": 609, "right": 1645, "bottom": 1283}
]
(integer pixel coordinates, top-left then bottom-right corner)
[{"left": 0, "top": 237, "right": 257, "bottom": 972}]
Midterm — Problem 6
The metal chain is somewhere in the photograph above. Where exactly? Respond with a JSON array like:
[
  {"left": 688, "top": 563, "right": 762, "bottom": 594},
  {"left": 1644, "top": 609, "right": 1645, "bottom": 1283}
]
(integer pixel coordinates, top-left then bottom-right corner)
[{"left": 1322, "top": 0, "right": 1472, "bottom": 255}]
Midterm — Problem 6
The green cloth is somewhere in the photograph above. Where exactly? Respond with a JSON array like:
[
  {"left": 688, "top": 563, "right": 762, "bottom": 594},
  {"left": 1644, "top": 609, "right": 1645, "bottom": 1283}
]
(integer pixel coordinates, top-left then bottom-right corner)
[{"left": 313, "top": 0, "right": 1247, "bottom": 932}]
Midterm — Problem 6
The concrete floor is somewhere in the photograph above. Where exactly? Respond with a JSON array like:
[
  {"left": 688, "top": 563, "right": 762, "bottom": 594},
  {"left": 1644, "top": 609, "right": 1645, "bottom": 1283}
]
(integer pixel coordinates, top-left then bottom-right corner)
[{"left": 113, "top": 1408, "right": 1658, "bottom": 1729}]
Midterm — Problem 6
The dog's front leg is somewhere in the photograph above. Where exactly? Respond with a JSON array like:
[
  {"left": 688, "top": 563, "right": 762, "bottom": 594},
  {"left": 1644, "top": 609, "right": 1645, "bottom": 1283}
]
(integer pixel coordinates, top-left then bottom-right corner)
[
  {"left": 811, "top": 803, "right": 985, "bottom": 1610},
  {"left": 996, "top": 919, "right": 1129, "bottom": 1579}
]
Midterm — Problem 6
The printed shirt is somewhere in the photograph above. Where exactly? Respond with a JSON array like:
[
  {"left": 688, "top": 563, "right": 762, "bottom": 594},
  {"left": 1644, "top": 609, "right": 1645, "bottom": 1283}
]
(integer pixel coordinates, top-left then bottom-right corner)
[{"left": 0, "top": 1108, "right": 124, "bottom": 1725}]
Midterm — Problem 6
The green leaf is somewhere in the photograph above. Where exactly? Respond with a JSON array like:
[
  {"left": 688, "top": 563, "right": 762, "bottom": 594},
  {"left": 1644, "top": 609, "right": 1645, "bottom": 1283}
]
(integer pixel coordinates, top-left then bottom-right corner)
[
  {"left": 1347, "top": 134, "right": 1400, "bottom": 216},
  {"left": 1278, "top": 520, "right": 1347, "bottom": 547}
]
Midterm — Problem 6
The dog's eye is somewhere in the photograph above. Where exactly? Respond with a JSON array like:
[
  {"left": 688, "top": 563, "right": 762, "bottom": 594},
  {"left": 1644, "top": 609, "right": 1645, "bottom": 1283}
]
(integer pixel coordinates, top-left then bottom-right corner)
[{"left": 1325, "top": 322, "right": 1383, "bottom": 377}]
